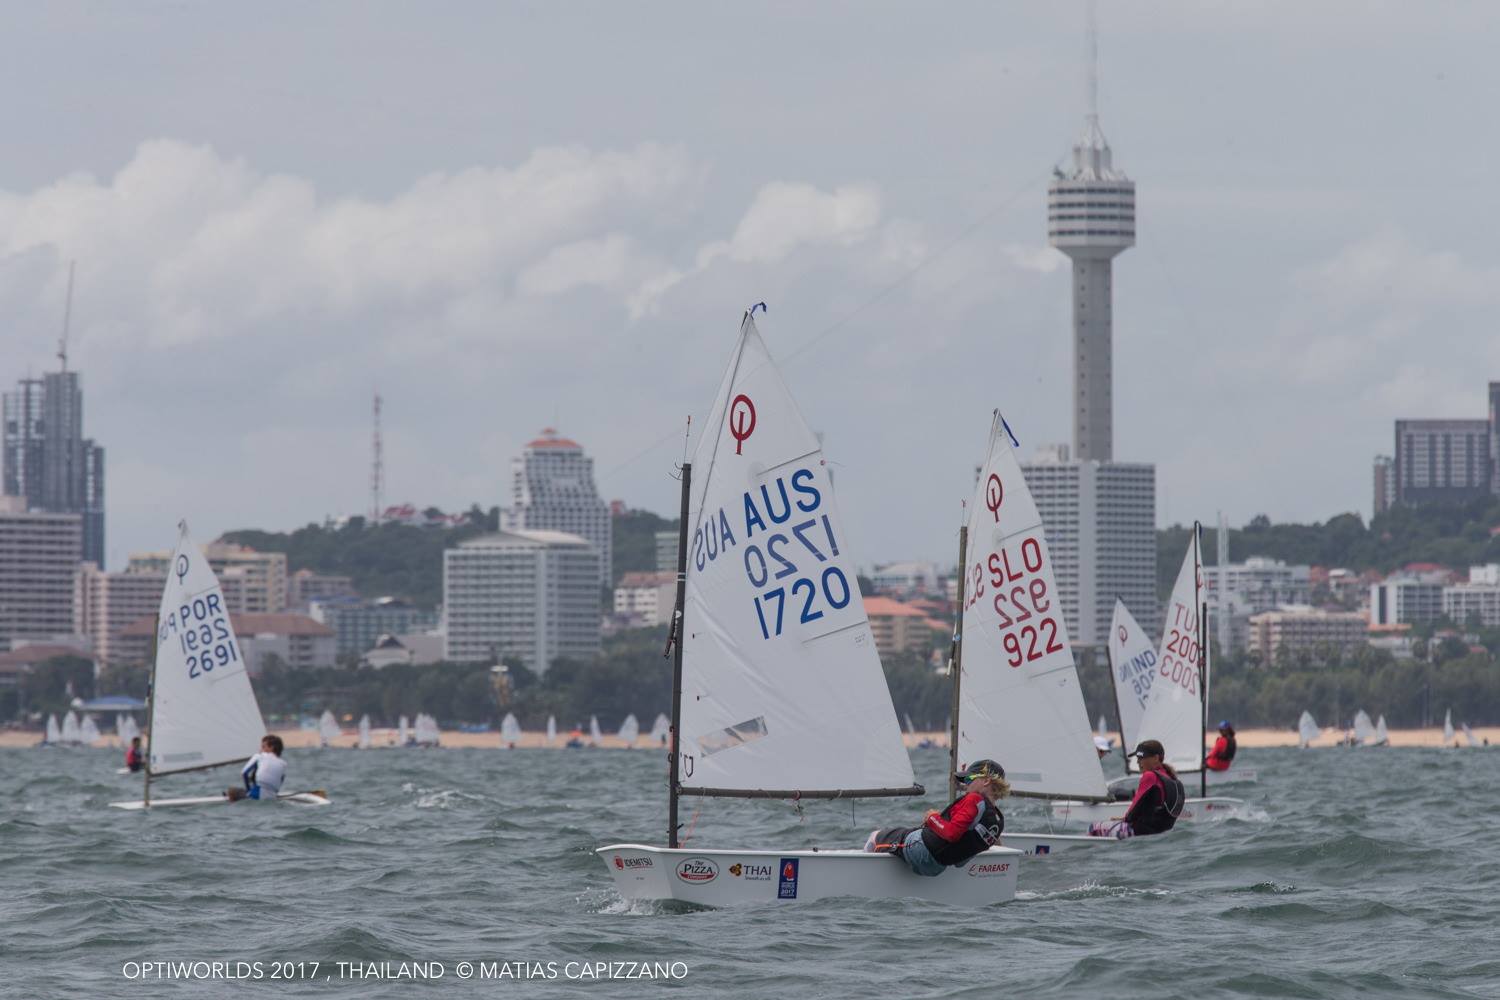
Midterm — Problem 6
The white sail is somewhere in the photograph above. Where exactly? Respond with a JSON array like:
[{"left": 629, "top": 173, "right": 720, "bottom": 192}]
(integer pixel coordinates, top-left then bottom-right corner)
[
  {"left": 398, "top": 715, "right": 410, "bottom": 746},
  {"left": 617, "top": 713, "right": 640, "bottom": 746},
  {"left": 904, "top": 712, "right": 916, "bottom": 736},
  {"left": 546, "top": 715, "right": 557, "bottom": 745},
  {"left": 1463, "top": 722, "right": 1479, "bottom": 748},
  {"left": 1374, "top": 714, "right": 1389, "bottom": 746},
  {"left": 589, "top": 715, "right": 603, "bottom": 746},
  {"left": 1108, "top": 598, "right": 1157, "bottom": 754},
  {"left": 501, "top": 713, "right": 522, "bottom": 744},
  {"left": 1443, "top": 709, "right": 1455, "bottom": 744},
  {"left": 358, "top": 715, "right": 371, "bottom": 750},
  {"left": 80, "top": 715, "right": 102, "bottom": 745},
  {"left": 1135, "top": 531, "right": 1206, "bottom": 774},
  {"left": 956, "top": 412, "right": 1108, "bottom": 800},
  {"left": 62, "top": 711, "right": 81, "bottom": 744},
  {"left": 1352, "top": 710, "right": 1375, "bottom": 746},
  {"left": 46, "top": 714, "right": 61, "bottom": 744},
  {"left": 116, "top": 713, "right": 138, "bottom": 744},
  {"left": 149, "top": 524, "right": 267, "bottom": 775},
  {"left": 319, "top": 710, "right": 341, "bottom": 746},
  {"left": 1298, "top": 710, "right": 1319, "bottom": 748},
  {"left": 648, "top": 713, "right": 669, "bottom": 744},
  {"left": 415, "top": 713, "right": 440, "bottom": 746},
  {"left": 678, "top": 312, "right": 915, "bottom": 796}
]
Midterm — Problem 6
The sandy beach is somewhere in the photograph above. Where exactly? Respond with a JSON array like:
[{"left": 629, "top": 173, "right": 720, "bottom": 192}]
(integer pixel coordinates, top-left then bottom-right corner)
[{"left": 4, "top": 725, "right": 1495, "bottom": 751}]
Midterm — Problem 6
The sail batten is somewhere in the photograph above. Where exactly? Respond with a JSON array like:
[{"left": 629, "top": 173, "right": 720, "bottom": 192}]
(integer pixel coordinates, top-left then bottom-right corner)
[
  {"left": 955, "top": 411, "right": 1108, "bottom": 801},
  {"left": 677, "top": 313, "right": 915, "bottom": 796}
]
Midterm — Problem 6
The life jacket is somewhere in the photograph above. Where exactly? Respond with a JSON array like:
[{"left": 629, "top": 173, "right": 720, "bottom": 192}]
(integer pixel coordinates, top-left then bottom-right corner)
[
  {"left": 920, "top": 795, "right": 1004, "bottom": 866},
  {"left": 1127, "top": 769, "right": 1185, "bottom": 836},
  {"left": 1220, "top": 735, "right": 1237, "bottom": 762}
]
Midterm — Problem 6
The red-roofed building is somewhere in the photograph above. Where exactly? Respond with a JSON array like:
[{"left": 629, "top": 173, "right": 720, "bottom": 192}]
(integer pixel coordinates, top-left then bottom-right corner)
[{"left": 864, "top": 596, "right": 941, "bottom": 657}]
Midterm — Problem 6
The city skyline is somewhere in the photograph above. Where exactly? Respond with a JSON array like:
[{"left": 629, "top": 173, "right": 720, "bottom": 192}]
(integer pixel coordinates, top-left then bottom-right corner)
[{"left": 1, "top": 5, "right": 1497, "bottom": 566}]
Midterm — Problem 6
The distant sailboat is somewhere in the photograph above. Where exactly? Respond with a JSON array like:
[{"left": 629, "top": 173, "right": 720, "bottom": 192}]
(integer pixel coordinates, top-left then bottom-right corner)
[
  {"left": 319, "top": 710, "right": 341, "bottom": 748},
  {"left": 1373, "top": 715, "right": 1389, "bottom": 747},
  {"left": 589, "top": 715, "right": 603, "bottom": 747},
  {"left": 79, "top": 715, "right": 102, "bottom": 745},
  {"left": 358, "top": 715, "right": 371, "bottom": 750},
  {"left": 1107, "top": 598, "right": 1156, "bottom": 759},
  {"left": 617, "top": 714, "right": 639, "bottom": 747},
  {"left": 109, "top": 522, "right": 329, "bottom": 809},
  {"left": 648, "top": 713, "right": 669, "bottom": 745},
  {"left": 546, "top": 715, "right": 557, "bottom": 746},
  {"left": 62, "top": 711, "right": 82, "bottom": 745},
  {"left": 1298, "top": 710, "right": 1319, "bottom": 748},
  {"left": 903, "top": 713, "right": 916, "bottom": 736},
  {"left": 1352, "top": 710, "right": 1375, "bottom": 747},
  {"left": 1462, "top": 722, "right": 1480, "bottom": 748},
  {"left": 1444, "top": 709, "right": 1455, "bottom": 745},
  {"left": 501, "top": 713, "right": 522, "bottom": 746},
  {"left": 398, "top": 715, "right": 411, "bottom": 746},
  {"left": 45, "top": 714, "right": 61, "bottom": 745},
  {"left": 414, "top": 713, "right": 440, "bottom": 746}
]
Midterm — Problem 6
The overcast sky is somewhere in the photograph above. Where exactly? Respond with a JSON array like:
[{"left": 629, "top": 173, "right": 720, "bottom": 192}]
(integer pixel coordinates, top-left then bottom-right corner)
[{"left": 2, "top": 2, "right": 1497, "bottom": 569}]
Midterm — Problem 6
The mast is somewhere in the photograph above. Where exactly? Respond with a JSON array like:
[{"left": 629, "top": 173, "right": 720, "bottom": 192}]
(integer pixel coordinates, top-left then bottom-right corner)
[
  {"left": 1195, "top": 522, "right": 1207, "bottom": 799},
  {"left": 948, "top": 523, "right": 968, "bottom": 801},
  {"left": 143, "top": 615, "right": 158, "bottom": 809},
  {"left": 1106, "top": 600, "right": 1129, "bottom": 766},
  {"left": 666, "top": 461, "right": 691, "bottom": 848}
]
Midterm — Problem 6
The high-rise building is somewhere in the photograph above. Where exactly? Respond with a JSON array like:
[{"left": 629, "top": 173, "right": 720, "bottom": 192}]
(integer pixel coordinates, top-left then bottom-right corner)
[
  {"left": 501, "top": 429, "right": 611, "bottom": 587},
  {"left": 443, "top": 529, "right": 601, "bottom": 672},
  {"left": 0, "top": 496, "right": 83, "bottom": 648},
  {"left": 1021, "top": 449, "right": 1156, "bottom": 645},
  {"left": 2, "top": 371, "right": 105, "bottom": 566},
  {"left": 1372, "top": 455, "right": 1395, "bottom": 517},
  {"left": 1369, "top": 570, "right": 1450, "bottom": 626},
  {"left": 1393, "top": 418, "right": 1491, "bottom": 507},
  {"left": 73, "top": 562, "right": 166, "bottom": 666}
]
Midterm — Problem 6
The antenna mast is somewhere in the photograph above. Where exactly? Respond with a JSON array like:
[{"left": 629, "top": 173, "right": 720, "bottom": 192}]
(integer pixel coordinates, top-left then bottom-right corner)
[
  {"left": 370, "top": 392, "right": 384, "bottom": 525},
  {"left": 1087, "top": 0, "right": 1099, "bottom": 126},
  {"left": 58, "top": 261, "right": 76, "bottom": 372}
]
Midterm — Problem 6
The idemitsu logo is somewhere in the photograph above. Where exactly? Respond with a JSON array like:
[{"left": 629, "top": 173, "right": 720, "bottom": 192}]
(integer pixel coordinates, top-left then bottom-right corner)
[
  {"left": 675, "top": 858, "right": 718, "bottom": 883},
  {"left": 614, "top": 856, "right": 652, "bottom": 871}
]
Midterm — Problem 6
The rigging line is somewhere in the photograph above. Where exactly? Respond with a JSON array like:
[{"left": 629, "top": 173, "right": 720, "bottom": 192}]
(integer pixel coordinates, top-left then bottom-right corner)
[{"left": 596, "top": 170, "right": 1049, "bottom": 486}]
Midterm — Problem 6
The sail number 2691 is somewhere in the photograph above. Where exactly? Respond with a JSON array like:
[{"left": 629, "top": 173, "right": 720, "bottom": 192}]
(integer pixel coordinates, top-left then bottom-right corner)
[
  {"left": 181, "top": 618, "right": 240, "bottom": 678},
  {"left": 967, "top": 536, "right": 1063, "bottom": 668}
]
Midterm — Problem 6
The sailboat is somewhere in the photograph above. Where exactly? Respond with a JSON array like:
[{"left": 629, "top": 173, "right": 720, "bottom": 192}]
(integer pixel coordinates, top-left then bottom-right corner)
[
  {"left": 117, "top": 713, "right": 139, "bottom": 745},
  {"left": 45, "top": 714, "right": 61, "bottom": 745},
  {"left": 1298, "top": 710, "right": 1319, "bottom": 748},
  {"left": 946, "top": 411, "right": 1118, "bottom": 856},
  {"left": 546, "top": 715, "right": 557, "bottom": 746},
  {"left": 79, "top": 715, "right": 102, "bottom": 745},
  {"left": 598, "top": 307, "right": 1019, "bottom": 905},
  {"left": 588, "top": 715, "right": 603, "bottom": 747},
  {"left": 617, "top": 714, "right": 640, "bottom": 748},
  {"left": 1373, "top": 714, "right": 1389, "bottom": 747},
  {"left": 1462, "top": 723, "right": 1480, "bottom": 748},
  {"left": 358, "top": 715, "right": 372, "bottom": 750},
  {"left": 1052, "top": 526, "right": 1245, "bottom": 828},
  {"left": 414, "top": 713, "right": 440, "bottom": 746},
  {"left": 648, "top": 713, "right": 669, "bottom": 746},
  {"left": 501, "top": 713, "right": 523, "bottom": 747},
  {"left": 1352, "top": 710, "right": 1375, "bottom": 747},
  {"left": 398, "top": 714, "right": 411, "bottom": 747},
  {"left": 109, "top": 523, "right": 329, "bottom": 809},
  {"left": 62, "top": 711, "right": 82, "bottom": 745},
  {"left": 1443, "top": 709, "right": 1455, "bottom": 746},
  {"left": 318, "top": 710, "right": 341, "bottom": 748}
]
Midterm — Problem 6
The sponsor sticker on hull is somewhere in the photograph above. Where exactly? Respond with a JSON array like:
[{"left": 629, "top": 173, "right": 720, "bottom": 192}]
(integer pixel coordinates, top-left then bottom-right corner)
[
  {"left": 777, "top": 858, "right": 799, "bottom": 899},
  {"left": 729, "top": 862, "right": 773, "bottom": 881},
  {"left": 614, "top": 855, "right": 653, "bottom": 871},
  {"left": 966, "top": 861, "right": 1011, "bottom": 877},
  {"left": 675, "top": 858, "right": 719, "bottom": 884}
]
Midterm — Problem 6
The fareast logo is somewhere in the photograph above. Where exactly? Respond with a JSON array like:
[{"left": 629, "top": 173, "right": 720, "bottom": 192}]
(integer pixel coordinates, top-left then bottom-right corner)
[{"left": 967, "top": 862, "right": 1011, "bottom": 877}]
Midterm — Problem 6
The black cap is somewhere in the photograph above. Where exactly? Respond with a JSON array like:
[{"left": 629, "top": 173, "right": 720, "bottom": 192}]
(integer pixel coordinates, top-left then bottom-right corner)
[
  {"left": 955, "top": 759, "right": 1006, "bottom": 784},
  {"left": 1130, "top": 739, "right": 1165, "bottom": 760}
]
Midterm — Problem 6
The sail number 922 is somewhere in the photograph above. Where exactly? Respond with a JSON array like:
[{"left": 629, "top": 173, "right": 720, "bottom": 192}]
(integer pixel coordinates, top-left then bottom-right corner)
[{"left": 965, "top": 535, "right": 1064, "bottom": 667}]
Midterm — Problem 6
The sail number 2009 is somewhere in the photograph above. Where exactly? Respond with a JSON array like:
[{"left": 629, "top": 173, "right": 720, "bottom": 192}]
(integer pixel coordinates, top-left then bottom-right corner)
[{"left": 968, "top": 536, "right": 1063, "bottom": 668}]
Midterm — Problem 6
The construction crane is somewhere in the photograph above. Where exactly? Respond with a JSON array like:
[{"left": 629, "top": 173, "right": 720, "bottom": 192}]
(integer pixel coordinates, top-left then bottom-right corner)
[{"left": 57, "top": 260, "right": 75, "bottom": 372}]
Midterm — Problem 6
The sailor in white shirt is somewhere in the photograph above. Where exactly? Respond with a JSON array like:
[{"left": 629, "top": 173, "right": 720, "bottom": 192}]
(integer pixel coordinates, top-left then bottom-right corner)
[{"left": 227, "top": 735, "right": 286, "bottom": 801}]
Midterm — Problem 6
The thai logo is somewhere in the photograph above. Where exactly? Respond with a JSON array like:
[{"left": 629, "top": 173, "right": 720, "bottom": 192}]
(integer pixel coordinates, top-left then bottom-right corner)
[
  {"left": 730, "top": 862, "right": 772, "bottom": 880},
  {"left": 966, "top": 862, "right": 1011, "bottom": 877},
  {"left": 729, "top": 394, "right": 756, "bottom": 455},
  {"left": 729, "top": 864, "right": 741, "bottom": 877},
  {"left": 675, "top": 858, "right": 719, "bottom": 883}
]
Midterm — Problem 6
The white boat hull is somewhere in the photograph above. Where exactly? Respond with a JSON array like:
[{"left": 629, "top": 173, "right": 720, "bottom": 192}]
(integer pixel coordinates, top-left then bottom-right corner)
[
  {"left": 109, "top": 791, "right": 331, "bottom": 810},
  {"left": 1003, "top": 832, "right": 1118, "bottom": 856},
  {"left": 1047, "top": 796, "right": 1246, "bottom": 830},
  {"left": 598, "top": 843, "right": 1020, "bottom": 906}
]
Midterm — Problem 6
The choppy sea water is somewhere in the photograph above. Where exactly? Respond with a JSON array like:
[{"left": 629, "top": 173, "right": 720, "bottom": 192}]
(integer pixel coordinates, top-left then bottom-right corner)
[{"left": 2, "top": 744, "right": 1497, "bottom": 999}]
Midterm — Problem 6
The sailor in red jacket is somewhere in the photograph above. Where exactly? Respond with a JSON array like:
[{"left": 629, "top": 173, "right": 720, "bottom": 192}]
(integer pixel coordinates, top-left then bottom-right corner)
[
  {"left": 1088, "top": 740, "right": 1185, "bottom": 839},
  {"left": 1205, "top": 721, "right": 1237, "bottom": 772},
  {"left": 863, "top": 759, "right": 1009, "bottom": 876}
]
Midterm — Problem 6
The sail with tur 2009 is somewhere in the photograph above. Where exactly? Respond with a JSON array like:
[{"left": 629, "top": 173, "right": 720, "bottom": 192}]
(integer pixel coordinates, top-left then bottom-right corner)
[{"left": 674, "top": 310, "right": 917, "bottom": 801}]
